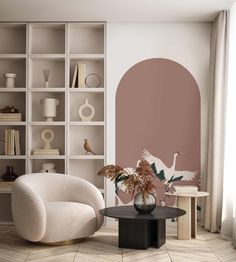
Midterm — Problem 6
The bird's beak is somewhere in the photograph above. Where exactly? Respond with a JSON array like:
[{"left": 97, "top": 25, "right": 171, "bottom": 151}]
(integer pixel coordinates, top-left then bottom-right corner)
[{"left": 178, "top": 152, "right": 184, "bottom": 155}]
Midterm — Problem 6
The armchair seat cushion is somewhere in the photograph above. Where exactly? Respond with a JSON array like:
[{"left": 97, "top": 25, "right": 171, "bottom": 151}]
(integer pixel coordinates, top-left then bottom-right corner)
[{"left": 42, "top": 202, "right": 96, "bottom": 243}]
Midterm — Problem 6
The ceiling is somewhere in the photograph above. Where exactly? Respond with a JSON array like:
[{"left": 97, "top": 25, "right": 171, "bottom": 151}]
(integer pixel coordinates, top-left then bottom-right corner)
[{"left": 0, "top": 0, "right": 235, "bottom": 22}]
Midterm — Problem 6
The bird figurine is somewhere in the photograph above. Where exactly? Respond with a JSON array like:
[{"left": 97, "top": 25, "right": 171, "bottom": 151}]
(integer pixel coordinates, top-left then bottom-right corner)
[{"left": 84, "top": 139, "right": 96, "bottom": 155}]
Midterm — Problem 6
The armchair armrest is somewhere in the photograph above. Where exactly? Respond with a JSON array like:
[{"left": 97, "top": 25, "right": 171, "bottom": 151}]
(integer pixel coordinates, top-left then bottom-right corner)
[
  {"left": 12, "top": 178, "right": 46, "bottom": 242},
  {"left": 71, "top": 178, "right": 105, "bottom": 230}
]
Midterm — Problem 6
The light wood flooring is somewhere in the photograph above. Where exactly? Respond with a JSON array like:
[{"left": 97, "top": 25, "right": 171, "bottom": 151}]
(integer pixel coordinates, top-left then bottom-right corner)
[{"left": 0, "top": 221, "right": 236, "bottom": 262}]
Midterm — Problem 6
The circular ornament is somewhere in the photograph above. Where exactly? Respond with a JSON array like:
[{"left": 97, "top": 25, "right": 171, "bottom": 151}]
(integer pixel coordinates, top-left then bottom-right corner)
[
  {"left": 78, "top": 99, "right": 95, "bottom": 121},
  {"left": 85, "top": 73, "right": 101, "bottom": 88}
]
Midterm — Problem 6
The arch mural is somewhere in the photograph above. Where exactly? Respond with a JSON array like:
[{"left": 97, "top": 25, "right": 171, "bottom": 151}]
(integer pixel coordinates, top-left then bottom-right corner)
[{"left": 116, "top": 58, "right": 200, "bottom": 206}]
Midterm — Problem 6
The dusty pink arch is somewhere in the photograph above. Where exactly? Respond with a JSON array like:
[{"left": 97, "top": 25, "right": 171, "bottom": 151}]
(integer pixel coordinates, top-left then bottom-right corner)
[{"left": 116, "top": 58, "right": 200, "bottom": 173}]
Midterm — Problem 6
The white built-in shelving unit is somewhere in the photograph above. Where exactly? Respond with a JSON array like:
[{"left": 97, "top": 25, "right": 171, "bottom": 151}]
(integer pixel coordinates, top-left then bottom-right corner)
[{"left": 0, "top": 23, "right": 106, "bottom": 216}]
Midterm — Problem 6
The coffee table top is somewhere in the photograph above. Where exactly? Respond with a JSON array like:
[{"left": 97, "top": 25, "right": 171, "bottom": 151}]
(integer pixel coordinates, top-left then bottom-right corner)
[{"left": 100, "top": 205, "right": 186, "bottom": 220}]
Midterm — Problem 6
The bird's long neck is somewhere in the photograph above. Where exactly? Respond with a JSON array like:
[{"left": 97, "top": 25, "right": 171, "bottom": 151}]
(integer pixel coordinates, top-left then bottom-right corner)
[{"left": 171, "top": 153, "right": 178, "bottom": 170}]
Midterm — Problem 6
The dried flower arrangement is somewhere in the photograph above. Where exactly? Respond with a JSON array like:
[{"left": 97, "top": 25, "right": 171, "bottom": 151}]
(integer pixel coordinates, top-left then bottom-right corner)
[{"left": 97, "top": 160, "right": 156, "bottom": 197}]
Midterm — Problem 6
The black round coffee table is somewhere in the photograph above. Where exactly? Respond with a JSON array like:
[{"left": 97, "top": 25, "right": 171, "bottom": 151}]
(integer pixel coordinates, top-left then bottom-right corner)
[{"left": 100, "top": 205, "right": 186, "bottom": 250}]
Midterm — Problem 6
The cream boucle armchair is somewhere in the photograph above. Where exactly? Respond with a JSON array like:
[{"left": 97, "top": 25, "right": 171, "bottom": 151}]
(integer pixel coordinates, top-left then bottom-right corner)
[{"left": 12, "top": 173, "right": 104, "bottom": 244}]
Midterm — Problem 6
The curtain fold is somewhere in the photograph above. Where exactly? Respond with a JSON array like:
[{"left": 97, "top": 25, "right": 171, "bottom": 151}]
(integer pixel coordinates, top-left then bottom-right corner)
[
  {"left": 221, "top": 4, "right": 236, "bottom": 248},
  {"left": 203, "top": 11, "right": 228, "bottom": 233}
]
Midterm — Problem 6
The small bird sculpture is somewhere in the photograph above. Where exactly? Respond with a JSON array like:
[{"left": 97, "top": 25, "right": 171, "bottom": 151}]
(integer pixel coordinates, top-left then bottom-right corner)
[{"left": 84, "top": 139, "right": 96, "bottom": 155}]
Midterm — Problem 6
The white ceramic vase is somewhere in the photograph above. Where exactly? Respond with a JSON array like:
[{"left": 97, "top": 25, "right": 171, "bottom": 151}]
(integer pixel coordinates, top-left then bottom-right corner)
[
  {"left": 3, "top": 73, "right": 16, "bottom": 88},
  {"left": 41, "top": 98, "right": 60, "bottom": 121}
]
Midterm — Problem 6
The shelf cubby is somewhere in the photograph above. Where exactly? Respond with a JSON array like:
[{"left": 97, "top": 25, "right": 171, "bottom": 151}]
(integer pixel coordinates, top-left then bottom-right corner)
[
  {"left": 29, "top": 159, "right": 65, "bottom": 174},
  {"left": 69, "top": 23, "right": 104, "bottom": 54},
  {"left": 30, "top": 24, "right": 65, "bottom": 54},
  {"left": 0, "top": 58, "right": 26, "bottom": 88},
  {"left": 69, "top": 159, "right": 104, "bottom": 189},
  {"left": 30, "top": 91, "right": 65, "bottom": 122},
  {"left": 0, "top": 24, "right": 26, "bottom": 54},
  {"left": 0, "top": 125, "right": 26, "bottom": 156},
  {"left": 30, "top": 58, "right": 65, "bottom": 88},
  {"left": 69, "top": 92, "right": 104, "bottom": 122},
  {"left": 0, "top": 92, "right": 26, "bottom": 121},
  {"left": 69, "top": 125, "right": 104, "bottom": 155},
  {"left": 69, "top": 59, "right": 104, "bottom": 88},
  {"left": 29, "top": 125, "right": 65, "bottom": 156}
]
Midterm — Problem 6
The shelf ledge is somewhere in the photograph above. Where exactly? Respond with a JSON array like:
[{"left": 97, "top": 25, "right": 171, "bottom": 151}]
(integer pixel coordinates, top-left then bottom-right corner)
[
  {"left": 0, "top": 54, "right": 26, "bottom": 59},
  {"left": 0, "top": 88, "right": 26, "bottom": 92},
  {"left": 69, "top": 121, "right": 104, "bottom": 126},
  {"left": 69, "top": 88, "right": 104, "bottom": 93},
  {"left": 29, "top": 155, "right": 66, "bottom": 160},
  {"left": 30, "top": 121, "right": 65, "bottom": 126},
  {"left": 69, "top": 155, "right": 104, "bottom": 160},
  {"left": 30, "top": 54, "right": 65, "bottom": 60},
  {"left": 0, "top": 122, "right": 26, "bottom": 126},
  {"left": 29, "top": 88, "right": 65, "bottom": 92},
  {"left": 69, "top": 54, "right": 104, "bottom": 60},
  {"left": 0, "top": 155, "right": 26, "bottom": 159}
]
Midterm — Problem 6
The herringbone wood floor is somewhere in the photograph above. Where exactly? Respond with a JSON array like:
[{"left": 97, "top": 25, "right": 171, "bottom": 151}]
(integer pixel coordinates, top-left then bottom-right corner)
[{"left": 0, "top": 221, "right": 235, "bottom": 262}]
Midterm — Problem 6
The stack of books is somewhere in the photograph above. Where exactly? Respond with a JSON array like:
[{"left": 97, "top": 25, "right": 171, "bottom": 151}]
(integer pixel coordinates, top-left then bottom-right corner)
[
  {"left": 0, "top": 113, "right": 22, "bottom": 122},
  {"left": 173, "top": 185, "right": 198, "bottom": 194},
  {"left": 71, "top": 63, "right": 87, "bottom": 88},
  {"left": 33, "top": 149, "right": 59, "bottom": 155},
  {"left": 4, "top": 129, "right": 20, "bottom": 155}
]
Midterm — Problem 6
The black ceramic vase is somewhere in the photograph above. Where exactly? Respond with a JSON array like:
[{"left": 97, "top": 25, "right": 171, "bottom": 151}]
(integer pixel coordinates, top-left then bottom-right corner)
[
  {"left": 1, "top": 166, "right": 18, "bottom": 181},
  {"left": 133, "top": 192, "right": 156, "bottom": 214}
]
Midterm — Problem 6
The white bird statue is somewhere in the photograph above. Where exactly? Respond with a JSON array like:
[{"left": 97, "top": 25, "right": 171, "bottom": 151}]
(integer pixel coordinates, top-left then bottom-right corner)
[{"left": 142, "top": 149, "right": 198, "bottom": 183}]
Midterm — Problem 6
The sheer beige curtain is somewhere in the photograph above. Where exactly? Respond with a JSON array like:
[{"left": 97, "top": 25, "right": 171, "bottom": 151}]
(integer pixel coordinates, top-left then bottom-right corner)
[
  {"left": 202, "top": 11, "right": 229, "bottom": 232},
  {"left": 221, "top": 4, "right": 236, "bottom": 248}
]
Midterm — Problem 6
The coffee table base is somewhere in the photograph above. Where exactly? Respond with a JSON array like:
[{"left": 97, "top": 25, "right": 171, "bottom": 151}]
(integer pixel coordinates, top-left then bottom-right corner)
[{"left": 118, "top": 218, "right": 166, "bottom": 250}]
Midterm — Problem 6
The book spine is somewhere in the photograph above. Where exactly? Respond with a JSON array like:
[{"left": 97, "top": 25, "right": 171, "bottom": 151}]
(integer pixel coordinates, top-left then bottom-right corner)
[
  {"left": 7, "top": 129, "right": 10, "bottom": 155},
  {"left": 14, "top": 130, "right": 20, "bottom": 155},
  {"left": 4, "top": 129, "right": 8, "bottom": 155},
  {"left": 78, "top": 63, "right": 86, "bottom": 88},
  {"left": 9, "top": 129, "right": 15, "bottom": 155},
  {"left": 71, "top": 64, "right": 78, "bottom": 88}
]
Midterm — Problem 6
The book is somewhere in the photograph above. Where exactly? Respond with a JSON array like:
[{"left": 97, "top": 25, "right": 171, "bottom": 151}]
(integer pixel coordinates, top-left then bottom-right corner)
[
  {"left": 78, "top": 63, "right": 86, "bottom": 88},
  {"left": 173, "top": 185, "right": 198, "bottom": 194},
  {"left": 4, "top": 129, "right": 8, "bottom": 155},
  {"left": 71, "top": 64, "right": 78, "bottom": 88},
  {"left": 33, "top": 149, "right": 60, "bottom": 155},
  {"left": 0, "top": 113, "right": 22, "bottom": 122},
  {"left": 14, "top": 130, "right": 20, "bottom": 155},
  {"left": 10, "top": 129, "right": 15, "bottom": 155},
  {"left": 4, "top": 129, "right": 21, "bottom": 156}
]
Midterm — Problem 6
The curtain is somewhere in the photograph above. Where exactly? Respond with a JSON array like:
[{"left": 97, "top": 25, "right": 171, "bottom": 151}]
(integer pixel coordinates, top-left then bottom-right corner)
[
  {"left": 221, "top": 4, "right": 236, "bottom": 248},
  {"left": 203, "top": 11, "right": 229, "bottom": 232}
]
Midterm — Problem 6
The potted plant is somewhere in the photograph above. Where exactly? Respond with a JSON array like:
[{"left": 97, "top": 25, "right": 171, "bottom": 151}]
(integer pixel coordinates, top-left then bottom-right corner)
[{"left": 97, "top": 160, "right": 157, "bottom": 214}]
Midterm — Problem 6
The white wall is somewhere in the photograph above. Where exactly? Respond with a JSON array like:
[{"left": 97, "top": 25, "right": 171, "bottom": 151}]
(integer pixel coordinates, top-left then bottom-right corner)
[{"left": 106, "top": 22, "right": 212, "bottom": 206}]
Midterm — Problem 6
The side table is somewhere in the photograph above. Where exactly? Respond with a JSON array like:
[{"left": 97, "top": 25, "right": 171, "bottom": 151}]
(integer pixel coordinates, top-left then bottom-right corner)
[{"left": 165, "top": 191, "right": 209, "bottom": 240}]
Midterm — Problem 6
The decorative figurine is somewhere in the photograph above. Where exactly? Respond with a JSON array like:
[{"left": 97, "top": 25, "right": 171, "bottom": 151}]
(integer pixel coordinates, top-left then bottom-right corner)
[
  {"left": 33, "top": 129, "right": 59, "bottom": 155},
  {"left": 84, "top": 139, "right": 96, "bottom": 155}
]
